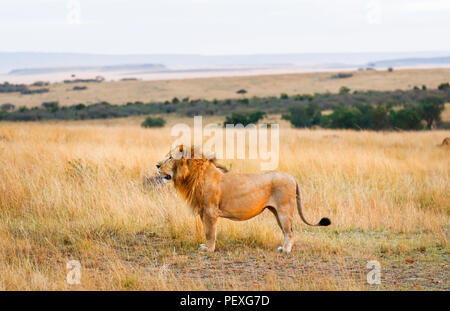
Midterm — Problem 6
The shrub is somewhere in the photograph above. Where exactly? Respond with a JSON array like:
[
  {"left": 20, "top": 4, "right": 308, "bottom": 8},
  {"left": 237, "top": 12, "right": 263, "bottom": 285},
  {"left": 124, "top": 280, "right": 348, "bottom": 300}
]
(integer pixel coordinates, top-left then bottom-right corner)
[
  {"left": 73, "top": 86, "right": 87, "bottom": 91},
  {"left": 438, "top": 82, "right": 449, "bottom": 90},
  {"left": 20, "top": 88, "right": 49, "bottom": 95},
  {"left": 236, "top": 89, "right": 247, "bottom": 94},
  {"left": 293, "top": 94, "right": 313, "bottom": 101},
  {"left": 280, "top": 93, "right": 289, "bottom": 100},
  {"left": 327, "top": 106, "right": 363, "bottom": 129},
  {"left": 389, "top": 109, "right": 423, "bottom": 130},
  {"left": 247, "top": 111, "right": 266, "bottom": 124},
  {"left": 1, "top": 103, "right": 15, "bottom": 111},
  {"left": 141, "top": 116, "right": 166, "bottom": 128},
  {"left": 286, "top": 102, "right": 321, "bottom": 128},
  {"left": 73, "top": 104, "right": 86, "bottom": 110},
  {"left": 416, "top": 96, "right": 445, "bottom": 129},
  {"left": 331, "top": 72, "right": 353, "bottom": 79},
  {"left": 237, "top": 98, "right": 249, "bottom": 105},
  {"left": 42, "top": 101, "right": 59, "bottom": 112},
  {"left": 0, "top": 82, "right": 28, "bottom": 93},
  {"left": 224, "top": 111, "right": 266, "bottom": 126},
  {"left": 370, "top": 105, "right": 390, "bottom": 130},
  {"left": 224, "top": 113, "right": 248, "bottom": 126},
  {"left": 339, "top": 86, "right": 350, "bottom": 95}
]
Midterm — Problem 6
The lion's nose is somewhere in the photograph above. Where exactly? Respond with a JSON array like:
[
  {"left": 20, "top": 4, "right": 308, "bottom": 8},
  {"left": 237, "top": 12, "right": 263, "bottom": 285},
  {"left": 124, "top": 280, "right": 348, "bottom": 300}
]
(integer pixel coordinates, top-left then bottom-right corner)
[{"left": 156, "top": 164, "right": 161, "bottom": 169}]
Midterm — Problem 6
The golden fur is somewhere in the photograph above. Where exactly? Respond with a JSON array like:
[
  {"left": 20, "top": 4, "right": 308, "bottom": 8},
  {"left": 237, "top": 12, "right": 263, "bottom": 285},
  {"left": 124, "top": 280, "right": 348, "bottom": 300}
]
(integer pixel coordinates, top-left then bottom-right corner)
[{"left": 156, "top": 145, "right": 330, "bottom": 253}]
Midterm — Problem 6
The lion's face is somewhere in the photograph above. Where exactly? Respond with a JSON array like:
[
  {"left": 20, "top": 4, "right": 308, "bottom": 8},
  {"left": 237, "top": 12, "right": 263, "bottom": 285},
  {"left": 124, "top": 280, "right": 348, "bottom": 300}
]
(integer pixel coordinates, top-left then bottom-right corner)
[
  {"left": 156, "top": 154, "right": 176, "bottom": 182},
  {"left": 156, "top": 145, "right": 188, "bottom": 182}
]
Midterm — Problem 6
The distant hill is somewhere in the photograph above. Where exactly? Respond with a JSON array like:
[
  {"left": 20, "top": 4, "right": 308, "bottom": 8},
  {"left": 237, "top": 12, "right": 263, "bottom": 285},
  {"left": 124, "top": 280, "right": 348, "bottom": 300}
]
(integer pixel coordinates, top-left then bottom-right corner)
[
  {"left": 2, "top": 51, "right": 450, "bottom": 74},
  {"left": 370, "top": 56, "right": 450, "bottom": 68},
  {"left": 9, "top": 64, "right": 166, "bottom": 75}
]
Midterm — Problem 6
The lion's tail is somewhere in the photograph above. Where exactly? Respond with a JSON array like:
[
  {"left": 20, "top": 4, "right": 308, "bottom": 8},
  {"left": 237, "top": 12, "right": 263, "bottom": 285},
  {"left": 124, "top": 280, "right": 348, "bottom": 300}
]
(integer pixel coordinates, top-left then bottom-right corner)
[{"left": 296, "top": 183, "right": 331, "bottom": 226}]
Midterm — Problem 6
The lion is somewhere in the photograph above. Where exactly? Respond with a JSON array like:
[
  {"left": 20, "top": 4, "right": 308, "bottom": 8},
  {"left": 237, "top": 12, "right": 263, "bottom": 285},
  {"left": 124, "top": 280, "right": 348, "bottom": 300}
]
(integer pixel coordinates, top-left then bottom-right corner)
[
  {"left": 156, "top": 145, "right": 331, "bottom": 253},
  {"left": 440, "top": 137, "right": 450, "bottom": 147}
]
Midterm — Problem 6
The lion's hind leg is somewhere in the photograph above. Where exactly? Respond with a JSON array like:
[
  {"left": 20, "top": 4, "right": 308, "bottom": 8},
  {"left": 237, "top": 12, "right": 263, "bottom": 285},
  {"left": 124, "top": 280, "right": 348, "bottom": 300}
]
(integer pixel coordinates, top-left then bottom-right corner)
[
  {"left": 278, "top": 212, "right": 294, "bottom": 253},
  {"left": 268, "top": 206, "right": 295, "bottom": 253}
]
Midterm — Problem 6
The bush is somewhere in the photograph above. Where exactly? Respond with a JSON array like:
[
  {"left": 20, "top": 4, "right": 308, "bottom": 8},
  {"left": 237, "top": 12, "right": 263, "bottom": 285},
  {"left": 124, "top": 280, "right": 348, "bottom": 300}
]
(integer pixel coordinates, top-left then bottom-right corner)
[
  {"left": 389, "top": 109, "right": 423, "bottom": 130},
  {"left": 327, "top": 105, "right": 363, "bottom": 129},
  {"left": 293, "top": 94, "right": 313, "bottom": 101},
  {"left": 224, "top": 111, "right": 266, "bottom": 126},
  {"left": 416, "top": 96, "right": 445, "bottom": 129},
  {"left": 42, "top": 101, "right": 59, "bottom": 112},
  {"left": 286, "top": 102, "right": 321, "bottom": 128},
  {"left": 237, "top": 98, "right": 249, "bottom": 105},
  {"left": 331, "top": 72, "right": 353, "bottom": 79},
  {"left": 20, "top": 88, "right": 49, "bottom": 95},
  {"left": 141, "top": 116, "right": 166, "bottom": 128},
  {"left": 438, "top": 82, "right": 449, "bottom": 90},
  {"left": 31, "top": 81, "right": 49, "bottom": 87},
  {"left": 236, "top": 89, "right": 247, "bottom": 94},
  {"left": 339, "top": 86, "right": 350, "bottom": 95},
  {"left": 1, "top": 103, "right": 15, "bottom": 111},
  {"left": 73, "top": 86, "right": 87, "bottom": 91},
  {"left": 0, "top": 82, "right": 28, "bottom": 93},
  {"left": 370, "top": 105, "right": 390, "bottom": 130}
]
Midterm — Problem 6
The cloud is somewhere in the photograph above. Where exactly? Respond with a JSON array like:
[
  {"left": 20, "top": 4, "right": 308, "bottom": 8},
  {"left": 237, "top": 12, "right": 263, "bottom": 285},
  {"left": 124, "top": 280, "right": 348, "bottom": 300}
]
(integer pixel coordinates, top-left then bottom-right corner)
[{"left": 397, "top": 0, "right": 450, "bottom": 12}]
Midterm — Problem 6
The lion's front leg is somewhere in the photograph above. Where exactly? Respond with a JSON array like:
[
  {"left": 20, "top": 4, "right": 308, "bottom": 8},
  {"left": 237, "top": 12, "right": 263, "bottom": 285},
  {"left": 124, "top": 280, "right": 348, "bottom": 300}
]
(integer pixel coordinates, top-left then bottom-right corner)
[{"left": 199, "top": 210, "right": 218, "bottom": 252}]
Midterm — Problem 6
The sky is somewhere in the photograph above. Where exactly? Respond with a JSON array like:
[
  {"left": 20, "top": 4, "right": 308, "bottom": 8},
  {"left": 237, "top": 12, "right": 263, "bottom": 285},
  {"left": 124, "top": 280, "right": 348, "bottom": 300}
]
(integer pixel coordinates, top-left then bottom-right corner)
[{"left": 1, "top": 0, "right": 450, "bottom": 55}]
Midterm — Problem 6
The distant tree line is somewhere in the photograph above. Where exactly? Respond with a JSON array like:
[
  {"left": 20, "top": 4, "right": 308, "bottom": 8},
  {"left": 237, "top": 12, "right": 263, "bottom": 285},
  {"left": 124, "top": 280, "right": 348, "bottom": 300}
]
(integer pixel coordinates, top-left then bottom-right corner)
[
  {"left": 1, "top": 83, "right": 449, "bottom": 130},
  {"left": 282, "top": 96, "right": 445, "bottom": 130},
  {"left": 0, "top": 82, "right": 49, "bottom": 95}
]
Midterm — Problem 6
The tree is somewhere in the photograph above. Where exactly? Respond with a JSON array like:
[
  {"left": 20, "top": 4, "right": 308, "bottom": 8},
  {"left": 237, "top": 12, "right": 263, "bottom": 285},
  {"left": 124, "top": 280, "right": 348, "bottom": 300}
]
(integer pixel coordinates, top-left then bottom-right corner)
[
  {"left": 224, "top": 111, "right": 266, "bottom": 127},
  {"left": 438, "top": 82, "right": 449, "bottom": 90},
  {"left": 141, "top": 116, "right": 166, "bottom": 128},
  {"left": 41, "top": 101, "right": 59, "bottom": 112},
  {"left": 247, "top": 111, "right": 266, "bottom": 124},
  {"left": 370, "top": 105, "right": 390, "bottom": 130},
  {"left": 287, "top": 102, "right": 322, "bottom": 128},
  {"left": 417, "top": 96, "right": 445, "bottom": 129},
  {"left": 328, "top": 105, "right": 363, "bottom": 129},
  {"left": 389, "top": 109, "right": 423, "bottom": 130},
  {"left": 339, "top": 86, "right": 350, "bottom": 95}
]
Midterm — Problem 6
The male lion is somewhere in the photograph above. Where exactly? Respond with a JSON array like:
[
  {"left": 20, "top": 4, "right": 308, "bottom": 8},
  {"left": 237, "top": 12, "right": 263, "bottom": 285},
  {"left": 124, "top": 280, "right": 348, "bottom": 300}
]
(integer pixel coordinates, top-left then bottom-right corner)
[{"left": 156, "top": 145, "right": 331, "bottom": 253}]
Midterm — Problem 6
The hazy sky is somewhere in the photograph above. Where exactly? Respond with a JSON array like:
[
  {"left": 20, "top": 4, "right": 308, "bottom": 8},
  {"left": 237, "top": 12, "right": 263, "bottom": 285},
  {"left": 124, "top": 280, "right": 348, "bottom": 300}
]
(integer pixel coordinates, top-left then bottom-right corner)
[{"left": 1, "top": 0, "right": 450, "bottom": 55}]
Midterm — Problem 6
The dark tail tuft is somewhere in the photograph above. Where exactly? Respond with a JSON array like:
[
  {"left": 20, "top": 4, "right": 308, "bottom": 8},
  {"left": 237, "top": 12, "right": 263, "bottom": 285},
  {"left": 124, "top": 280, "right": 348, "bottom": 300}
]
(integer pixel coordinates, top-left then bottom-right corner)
[{"left": 318, "top": 217, "right": 331, "bottom": 226}]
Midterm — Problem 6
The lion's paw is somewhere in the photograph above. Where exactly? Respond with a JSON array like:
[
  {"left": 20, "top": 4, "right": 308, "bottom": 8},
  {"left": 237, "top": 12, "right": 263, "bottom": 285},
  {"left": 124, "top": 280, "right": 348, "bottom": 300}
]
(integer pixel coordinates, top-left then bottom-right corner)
[
  {"left": 278, "top": 246, "right": 292, "bottom": 253},
  {"left": 199, "top": 244, "right": 209, "bottom": 252}
]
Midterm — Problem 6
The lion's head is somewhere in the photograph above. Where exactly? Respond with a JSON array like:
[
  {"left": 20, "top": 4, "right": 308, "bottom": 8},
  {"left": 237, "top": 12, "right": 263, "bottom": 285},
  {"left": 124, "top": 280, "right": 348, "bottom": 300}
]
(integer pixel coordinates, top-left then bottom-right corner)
[
  {"left": 155, "top": 145, "right": 191, "bottom": 183},
  {"left": 156, "top": 145, "right": 228, "bottom": 183},
  {"left": 156, "top": 145, "right": 226, "bottom": 214}
]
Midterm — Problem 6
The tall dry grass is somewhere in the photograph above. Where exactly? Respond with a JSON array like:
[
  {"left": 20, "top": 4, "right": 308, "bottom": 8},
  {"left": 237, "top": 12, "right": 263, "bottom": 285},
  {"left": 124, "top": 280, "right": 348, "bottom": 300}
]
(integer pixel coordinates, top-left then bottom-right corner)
[{"left": 0, "top": 122, "right": 448, "bottom": 290}]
